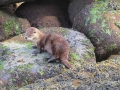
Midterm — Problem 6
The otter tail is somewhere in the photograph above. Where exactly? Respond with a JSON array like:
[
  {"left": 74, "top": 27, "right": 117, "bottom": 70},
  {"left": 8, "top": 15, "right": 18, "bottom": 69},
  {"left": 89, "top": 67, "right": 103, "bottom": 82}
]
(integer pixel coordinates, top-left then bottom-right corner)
[{"left": 61, "top": 60, "right": 72, "bottom": 69}]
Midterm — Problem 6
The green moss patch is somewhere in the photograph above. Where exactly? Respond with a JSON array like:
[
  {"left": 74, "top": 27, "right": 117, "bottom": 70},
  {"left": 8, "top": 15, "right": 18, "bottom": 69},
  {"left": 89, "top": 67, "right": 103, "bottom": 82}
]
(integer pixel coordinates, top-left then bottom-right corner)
[
  {"left": 115, "top": 22, "right": 120, "bottom": 28},
  {"left": 25, "top": 42, "right": 34, "bottom": 49},
  {"left": 3, "top": 17, "right": 20, "bottom": 36},
  {"left": 0, "top": 10, "right": 24, "bottom": 39},
  {"left": 70, "top": 53, "right": 80, "bottom": 61},
  {"left": 88, "top": 1, "right": 108, "bottom": 24},
  {"left": 17, "top": 63, "right": 34, "bottom": 71},
  {"left": 0, "top": 60, "right": 5, "bottom": 71}
]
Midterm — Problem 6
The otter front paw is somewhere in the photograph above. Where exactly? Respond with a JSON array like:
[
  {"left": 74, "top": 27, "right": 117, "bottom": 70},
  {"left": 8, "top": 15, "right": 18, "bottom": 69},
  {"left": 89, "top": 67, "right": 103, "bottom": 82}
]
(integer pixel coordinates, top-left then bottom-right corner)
[
  {"left": 32, "top": 45, "right": 37, "bottom": 49},
  {"left": 32, "top": 50, "right": 40, "bottom": 55}
]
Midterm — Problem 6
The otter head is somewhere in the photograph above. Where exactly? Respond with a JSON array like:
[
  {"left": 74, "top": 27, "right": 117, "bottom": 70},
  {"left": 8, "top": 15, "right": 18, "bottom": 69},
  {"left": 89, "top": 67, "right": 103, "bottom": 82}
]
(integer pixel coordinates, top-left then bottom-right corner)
[{"left": 25, "top": 27, "right": 41, "bottom": 42}]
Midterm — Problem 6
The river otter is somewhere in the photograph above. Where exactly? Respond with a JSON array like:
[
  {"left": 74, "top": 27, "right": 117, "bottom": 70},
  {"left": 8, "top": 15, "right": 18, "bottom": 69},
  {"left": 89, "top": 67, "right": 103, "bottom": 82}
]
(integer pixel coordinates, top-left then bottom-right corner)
[{"left": 25, "top": 27, "right": 72, "bottom": 69}]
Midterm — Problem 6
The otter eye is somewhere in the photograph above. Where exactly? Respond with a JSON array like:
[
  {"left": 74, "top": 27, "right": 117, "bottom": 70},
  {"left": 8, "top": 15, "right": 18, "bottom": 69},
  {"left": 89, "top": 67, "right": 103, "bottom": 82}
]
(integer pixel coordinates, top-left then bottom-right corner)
[{"left": 34, "top": 32, "right": 36, "bottom": 33}]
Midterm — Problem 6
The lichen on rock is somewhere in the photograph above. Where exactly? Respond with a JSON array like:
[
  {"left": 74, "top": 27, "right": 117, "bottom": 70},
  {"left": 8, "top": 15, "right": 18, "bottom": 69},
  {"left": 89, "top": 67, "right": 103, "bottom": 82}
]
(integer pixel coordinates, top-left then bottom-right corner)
[
  {"left": 19, "top": 59, "right": 120, "bottom": 90},
  {"left": 0, "top": 27, "right": 95, "bottom": 89},
  {"left": 0, "top": 9, "right": 30, "bottom": 41},
  {"left": 71, "top": 0, "right": 120, "bottom": 61}
]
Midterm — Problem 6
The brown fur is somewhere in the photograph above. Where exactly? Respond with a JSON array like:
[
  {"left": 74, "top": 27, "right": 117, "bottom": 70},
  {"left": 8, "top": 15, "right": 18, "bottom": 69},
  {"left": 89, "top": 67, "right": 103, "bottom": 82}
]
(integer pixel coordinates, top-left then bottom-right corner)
[{"left": 25, "top": 27, "right": 72, "bottom": 69}]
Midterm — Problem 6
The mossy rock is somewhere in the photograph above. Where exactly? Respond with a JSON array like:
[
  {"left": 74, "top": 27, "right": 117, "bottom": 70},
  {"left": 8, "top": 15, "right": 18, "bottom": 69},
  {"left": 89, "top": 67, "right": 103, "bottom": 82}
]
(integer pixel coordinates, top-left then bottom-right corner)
[
  {"left": 19, "top": 59, "right": 120, "bottom": 90},
  {"left": 72, "top": 0, "right": 120, "bottom": 61},
  {"left": 0, "top": 27, "right": 95, "bottom": 89},
  {"left": 68, "top": 0, "right": 94, "bottom": 24},
  {"left": 0, "top": 9, "right": 30, "bottom": 41}
]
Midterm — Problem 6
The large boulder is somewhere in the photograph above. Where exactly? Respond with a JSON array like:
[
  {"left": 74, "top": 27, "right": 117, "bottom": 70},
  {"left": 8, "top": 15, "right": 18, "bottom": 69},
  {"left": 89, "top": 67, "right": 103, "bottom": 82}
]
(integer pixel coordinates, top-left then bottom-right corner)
[
  {"left": 68, "top": 0, "right": 94, "bottom": 24},
  {"left": 0, "top": 27, "right": 95, "bottom": 89},
  {"left": 0, "top": 9, "right": 30, "bottom": 41},
  {"left": 15, "top": 1, "right": 71, "bottom": 28},
  {"left": 71, "top": 0, "right": 120, "bottom": 61}
]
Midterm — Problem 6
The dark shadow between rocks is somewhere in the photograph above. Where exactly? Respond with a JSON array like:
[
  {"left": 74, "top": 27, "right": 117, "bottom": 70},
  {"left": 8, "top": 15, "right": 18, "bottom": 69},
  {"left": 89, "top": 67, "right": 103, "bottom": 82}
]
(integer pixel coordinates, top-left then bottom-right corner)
[{"left": 15, "top": 0, "right": 72, "bottom": 28}]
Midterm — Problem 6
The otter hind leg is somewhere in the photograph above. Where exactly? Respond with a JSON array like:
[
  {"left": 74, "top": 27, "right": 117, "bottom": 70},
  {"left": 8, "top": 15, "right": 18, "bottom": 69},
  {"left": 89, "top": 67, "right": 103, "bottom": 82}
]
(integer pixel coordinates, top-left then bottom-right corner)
[
  {"left": 47, "top": 55, "right": 59, "bottom": 63},
  {"left": 48, "top": 56, "right": 56, "bottom": 63}
]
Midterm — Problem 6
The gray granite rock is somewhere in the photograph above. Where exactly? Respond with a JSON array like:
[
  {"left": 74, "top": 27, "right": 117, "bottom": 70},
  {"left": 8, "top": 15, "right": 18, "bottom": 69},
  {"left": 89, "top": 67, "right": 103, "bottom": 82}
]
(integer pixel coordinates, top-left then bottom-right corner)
[{"left": 0, "top": 27, "right": 95, "bottom": 89}]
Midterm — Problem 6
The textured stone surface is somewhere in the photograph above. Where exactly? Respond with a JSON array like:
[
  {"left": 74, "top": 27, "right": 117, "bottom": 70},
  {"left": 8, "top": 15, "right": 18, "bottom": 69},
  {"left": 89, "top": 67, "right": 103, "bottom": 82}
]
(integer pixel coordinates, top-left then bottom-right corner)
[
  {"left": 68, "top": 0, "right": 93, "bottom": 24},
  {"left": 0, "top": 9, "right": 30, "bottom": 41},
  {"left": 19, "top": 59, "right": 120, "bottom": 90},
  {"left": 0, "top": 27, "right": 95, "bottom": 89},
  {"left": 71, "top": 0, "right": 120, "bottom": 61}
]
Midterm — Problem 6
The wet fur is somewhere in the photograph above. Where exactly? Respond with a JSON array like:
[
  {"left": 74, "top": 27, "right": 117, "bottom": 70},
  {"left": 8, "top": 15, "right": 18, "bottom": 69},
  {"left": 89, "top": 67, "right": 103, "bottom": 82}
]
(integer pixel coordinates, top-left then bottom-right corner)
[{"left": 25, "top": 27, "right": 72, "bottom": 69}]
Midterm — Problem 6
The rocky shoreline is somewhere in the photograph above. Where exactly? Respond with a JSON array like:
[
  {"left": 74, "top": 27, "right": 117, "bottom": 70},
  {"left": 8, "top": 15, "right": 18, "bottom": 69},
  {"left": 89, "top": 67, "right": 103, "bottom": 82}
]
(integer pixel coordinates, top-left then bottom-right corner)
[{"left": 19, "top": 59, "right": 120, "bottom": 90}]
